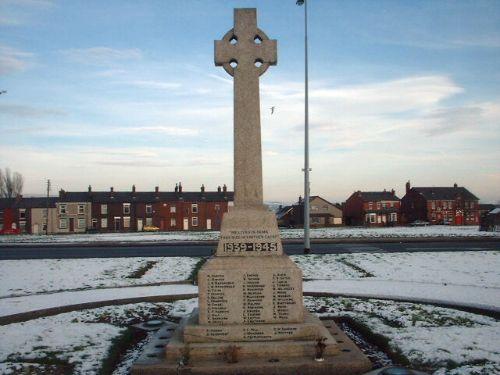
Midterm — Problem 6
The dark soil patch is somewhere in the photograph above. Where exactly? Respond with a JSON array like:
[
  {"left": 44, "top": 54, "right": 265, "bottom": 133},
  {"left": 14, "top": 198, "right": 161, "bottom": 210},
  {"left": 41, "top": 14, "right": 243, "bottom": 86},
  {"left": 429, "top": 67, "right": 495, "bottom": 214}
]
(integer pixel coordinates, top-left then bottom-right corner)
[{"left": 127, "top": 261, "right": 157, "bottom": 279}]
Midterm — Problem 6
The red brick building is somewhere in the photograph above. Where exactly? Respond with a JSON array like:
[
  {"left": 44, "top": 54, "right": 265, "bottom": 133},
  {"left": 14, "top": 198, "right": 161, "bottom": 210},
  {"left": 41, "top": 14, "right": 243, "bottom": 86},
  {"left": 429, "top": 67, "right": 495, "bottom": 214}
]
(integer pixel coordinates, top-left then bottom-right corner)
[
  {"left": 84, "top": 184, "right": 233, "bottom": 232},
  {"left": 400, "top": 182, "right": 479, "bottom": 225},
  {"left": 344, "top": 190, "right": 401, "bottom": 227}
]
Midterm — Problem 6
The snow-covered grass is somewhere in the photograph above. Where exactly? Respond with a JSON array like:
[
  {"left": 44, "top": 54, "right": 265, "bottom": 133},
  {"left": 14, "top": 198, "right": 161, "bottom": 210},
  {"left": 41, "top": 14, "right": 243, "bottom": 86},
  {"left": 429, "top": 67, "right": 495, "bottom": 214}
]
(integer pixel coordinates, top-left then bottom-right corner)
[
  {"left": 0, "top": 297, "right": 498, "bottom": 374},
  {"left": 305, "top": 296, "right": 500, "bottom": 374},
  {"left": 0, "top": 225, "right": 498, "bottom": 245},
  {"left": 292, "top": 251, "right": 500, "bottom": 287},
  {"left": 0, "top": 300, "right": 196, "bottom": 375},
  {"left": 0, "top": 257, "right": 199, "bottom": 297}
]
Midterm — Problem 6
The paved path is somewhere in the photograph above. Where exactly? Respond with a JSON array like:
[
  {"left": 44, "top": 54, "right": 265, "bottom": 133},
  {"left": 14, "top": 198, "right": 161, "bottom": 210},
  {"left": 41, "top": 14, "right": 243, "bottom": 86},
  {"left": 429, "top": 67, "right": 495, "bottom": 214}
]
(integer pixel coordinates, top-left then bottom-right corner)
[
  {"left": 0, "top": 240, "right": 498, "bottom": 259},
  {"left": 1, "top": 280, "right": 498, "bottom": 324}
]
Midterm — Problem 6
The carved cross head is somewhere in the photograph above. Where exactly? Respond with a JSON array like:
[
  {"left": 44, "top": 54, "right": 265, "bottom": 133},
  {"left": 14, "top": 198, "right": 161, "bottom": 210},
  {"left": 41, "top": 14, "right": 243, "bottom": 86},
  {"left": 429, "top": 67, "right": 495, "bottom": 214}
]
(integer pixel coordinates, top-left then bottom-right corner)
[{"left": 215, "top": 8, "right": 277, "bottom": 77}]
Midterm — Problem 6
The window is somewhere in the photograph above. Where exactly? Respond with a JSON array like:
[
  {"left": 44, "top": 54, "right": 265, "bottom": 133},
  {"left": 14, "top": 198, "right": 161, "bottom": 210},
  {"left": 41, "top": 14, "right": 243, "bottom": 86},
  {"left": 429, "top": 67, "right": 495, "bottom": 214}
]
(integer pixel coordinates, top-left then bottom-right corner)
[
  {"left": 382, "top": 203, "right": 387, "bottom": 209},
  {"left": 20, "top": 222, "right": 26, "bottom": 231},
  {"left": 215, "top": 204, "right": 221, "bottom": 211},
  {"left": 369, "top": 214, "right": 376, "bottom": 224},
  {"left": 376, "top": 202, "right": 381, "bottom": 210},
  {"left": 368, "top": 202, "right": 373, "bottom": 210},
  {"left": 101, "top": 204, "right": 107, "bottom": 215},
  {"left": 191, "top": 204, "right": 198, "bottom": 214},
  {"left": 192, "top": 217, "right": 198, "bottom": 226},
  {"left": 43, "top": 208, "right": 48, "bottom": 218},
  {"left": 146, "top": 204, "right": 153, "bottom": 214},
  {"left": 146, "top": 217, "right": 153, "bottom": 226},
  {"left": 101, "top": 218, "right": 108, "bottom": 228},
  {"left": 77, "top": 218, "right": 85, "bottom": 229},
  {"left": 19, "top": 209, "right": 26, "bottom": 219},
  {"left": 59, "top": 218, "right": 68, "bottom": 229},
  {"left": 92, "top": 218, "right": 97, "bottom": 229},
  {"left": 170, "top": 218, "right": 176, "bottom": 227},
  {"left": 470, "top": 202, "right": 474, "bottom": 209},
  {"left": 390, "top": 213, "right": 398, "bottom": 222},
  {"left": 123, "top": 203, "right": 131, "bottom": 214},
  {"left": 431, "top": 201, "right": 436, "bottom": 210},
  {"left": 59, "top": 204, "right": 67, "bottom": 214},
  {"left": 170, "top": 205, "right": 176, "bottom": 213},
  {"left": 312, "top": 217, "right": 321, "bottom": 224},
  {"left": 78, "top": 204, "right": 85, "bottom": 214},
  {"left": 123, "top": 217, "right": 130, "bottom": 228}
]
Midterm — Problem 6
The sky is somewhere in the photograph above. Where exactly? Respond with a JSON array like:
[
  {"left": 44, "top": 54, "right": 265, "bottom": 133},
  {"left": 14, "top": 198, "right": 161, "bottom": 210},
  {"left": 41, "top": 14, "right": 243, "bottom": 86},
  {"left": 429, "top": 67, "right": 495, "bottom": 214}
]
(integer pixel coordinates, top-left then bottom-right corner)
[{"left": 1, "top": 0, "right": 499, "bottom": 204}]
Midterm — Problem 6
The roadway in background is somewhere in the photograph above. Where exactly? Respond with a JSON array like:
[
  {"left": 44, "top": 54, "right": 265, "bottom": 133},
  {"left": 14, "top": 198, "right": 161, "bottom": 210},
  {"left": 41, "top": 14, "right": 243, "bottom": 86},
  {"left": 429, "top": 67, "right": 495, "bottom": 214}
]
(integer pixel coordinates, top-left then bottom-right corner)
[{"left": 0, "top": 240, "right": 498, "bottom": 259}]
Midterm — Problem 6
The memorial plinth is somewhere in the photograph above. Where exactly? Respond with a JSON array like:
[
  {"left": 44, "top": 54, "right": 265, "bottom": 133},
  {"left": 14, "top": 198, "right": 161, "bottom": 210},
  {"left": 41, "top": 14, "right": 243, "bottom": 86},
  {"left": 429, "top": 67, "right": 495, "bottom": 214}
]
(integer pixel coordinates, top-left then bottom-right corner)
[{"left": 132, "top": 8, "right": 371, "bottom": 374}]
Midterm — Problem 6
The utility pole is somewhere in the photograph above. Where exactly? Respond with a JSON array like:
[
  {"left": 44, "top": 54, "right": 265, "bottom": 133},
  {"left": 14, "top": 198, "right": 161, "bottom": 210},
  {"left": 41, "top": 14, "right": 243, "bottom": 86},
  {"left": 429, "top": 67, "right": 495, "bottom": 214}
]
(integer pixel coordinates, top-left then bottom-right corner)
[
  {"left": 297, "top": 0, "right": 311, "bottom": 254},
  {"left": 46, "top": 179, "right": 51, "bottom": 235}
]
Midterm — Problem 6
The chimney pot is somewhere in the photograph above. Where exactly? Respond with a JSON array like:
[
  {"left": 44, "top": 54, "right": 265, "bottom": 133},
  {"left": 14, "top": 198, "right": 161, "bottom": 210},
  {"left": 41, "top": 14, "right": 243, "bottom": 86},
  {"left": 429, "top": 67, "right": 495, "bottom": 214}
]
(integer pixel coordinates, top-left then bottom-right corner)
[
  {"left": 88, "top": 185, "right": 92, "bottom": 193},
  {"left": 132, "top": 185, "right": 136, "bottom": 193},
  {"left": 454, "top": 183, "right": 458, "bottom": 188},
  {"left": 217, "top": 185, "right": 221, "bottom": 193},
  {"left": 179, "top": 182, "right": 183, "bottom": 193},
  {"left": 155, "top": 186, "right": 159, "bottom": 193},
  {"left": 223, "top": 184, "right": 227, "bottom": 193},
  {"left": 110, "top": 187, "right": 114, "bottom": 193},
  {"left": 201, "top": 184, "right": 205, "bottom": 193},
  {"left": 406, "top": 181, "right": 411, "bottom": 193},
  {"left": 175, "top": 183, "right": 178, "bottom": 193},
  {"left": 391, "top": 189, "right": 395, "bottom": 195}
]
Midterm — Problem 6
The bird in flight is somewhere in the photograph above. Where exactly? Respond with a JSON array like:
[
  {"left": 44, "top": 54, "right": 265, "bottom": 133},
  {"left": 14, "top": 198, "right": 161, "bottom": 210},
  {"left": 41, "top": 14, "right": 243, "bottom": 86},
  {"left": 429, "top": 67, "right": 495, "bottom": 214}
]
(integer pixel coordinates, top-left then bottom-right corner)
[{"left": 270, "top": 106, "right": 275, "bottom": 115}]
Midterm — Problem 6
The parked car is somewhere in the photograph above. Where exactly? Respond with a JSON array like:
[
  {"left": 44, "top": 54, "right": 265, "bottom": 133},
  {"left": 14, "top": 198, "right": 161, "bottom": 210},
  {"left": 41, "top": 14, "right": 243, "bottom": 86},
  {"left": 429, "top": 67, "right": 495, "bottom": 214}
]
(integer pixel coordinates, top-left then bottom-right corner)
[{"left": 410, "top": 220, "right": 429, "bottom": 227}]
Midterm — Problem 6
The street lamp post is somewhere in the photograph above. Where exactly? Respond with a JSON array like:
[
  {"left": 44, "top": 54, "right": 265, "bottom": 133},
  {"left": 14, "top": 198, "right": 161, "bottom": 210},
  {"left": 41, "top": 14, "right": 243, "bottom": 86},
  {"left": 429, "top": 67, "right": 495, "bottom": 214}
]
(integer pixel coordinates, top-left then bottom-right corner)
[{"left": 297, "top": 0, "right": 311, "bottom": 254}]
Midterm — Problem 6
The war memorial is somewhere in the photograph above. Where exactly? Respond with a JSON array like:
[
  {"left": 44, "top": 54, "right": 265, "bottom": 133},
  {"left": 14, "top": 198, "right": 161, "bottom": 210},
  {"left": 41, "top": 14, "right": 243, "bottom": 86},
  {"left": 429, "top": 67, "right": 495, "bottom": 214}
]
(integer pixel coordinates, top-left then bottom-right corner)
[{"left": 132, "top": 8, "right": 372, "bottom": 374}]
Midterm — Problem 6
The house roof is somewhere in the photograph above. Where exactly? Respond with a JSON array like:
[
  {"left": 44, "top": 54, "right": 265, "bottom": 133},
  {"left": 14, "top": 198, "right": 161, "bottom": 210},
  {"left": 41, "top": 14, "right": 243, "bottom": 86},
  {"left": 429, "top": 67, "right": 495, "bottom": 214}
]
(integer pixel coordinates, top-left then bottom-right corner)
[
  {"left": 60, "top": 191, "right": 234, "bottom": 203},
  {"left": 412, "top": 187, "right": 478, "bottom": 201},
  {"left": 358, "top": 191, "right": 400, "bottom": 202},
  {"left": 0, "top": 197, "right": 58, "bottom": 209},
  {"left": 276, "top": 205, "right": 293, "bottom": 220}
]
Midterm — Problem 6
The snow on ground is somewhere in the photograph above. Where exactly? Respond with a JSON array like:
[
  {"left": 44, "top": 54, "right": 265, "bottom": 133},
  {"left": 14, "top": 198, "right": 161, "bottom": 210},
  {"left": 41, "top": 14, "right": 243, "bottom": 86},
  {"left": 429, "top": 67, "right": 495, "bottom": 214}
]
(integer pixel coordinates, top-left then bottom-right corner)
[
  {"left": 0, "top": 225, "right": 498, "bottom": 245},
  {"left": 1, "top": 297, "right": 498, "bottom": 374},
  {"left": 305, "top": 296, "right": 500, "bottom": 375},
  {"left": 0, "top": 257, "right": 199, "bottom": 297},
  {"left": 292, "top": 251, "right": 500, "bottom": 287},
  {"left": 0, "top": 300, "right": 196, "bottom": 375}
]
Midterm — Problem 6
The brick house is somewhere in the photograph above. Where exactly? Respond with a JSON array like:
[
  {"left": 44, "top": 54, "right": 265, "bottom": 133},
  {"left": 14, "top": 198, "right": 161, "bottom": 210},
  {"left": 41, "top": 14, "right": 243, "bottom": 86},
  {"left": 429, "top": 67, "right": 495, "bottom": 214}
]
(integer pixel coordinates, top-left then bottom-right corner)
[
  {"left": 89, "top": 183, "right": 233, "bottom": 232},
  {"left": 0, "top": 197, "right": 58, "bottom": 234},
  {"left": 344, "top": 190, "right": 401, "bottom": 226},
  {"left": 57, "top": 190, "right": 93, "bottom": 233},
  {"left": 276, "top": 196, "right": 343, "bottom": 228},
  {"left": 400, "top": 182, "right": 480, "bottom": 225}
]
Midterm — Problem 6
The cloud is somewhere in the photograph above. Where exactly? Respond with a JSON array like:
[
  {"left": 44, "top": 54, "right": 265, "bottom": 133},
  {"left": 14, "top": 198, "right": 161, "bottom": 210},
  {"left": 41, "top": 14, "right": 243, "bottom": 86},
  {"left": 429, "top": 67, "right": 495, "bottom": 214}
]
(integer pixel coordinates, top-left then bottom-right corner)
[
  {"left": 61, "top": 47, "right": 142, "bottom": 66},
  {"left": 0, "top": 104, "right": 66, "bottom": 118},
  {"left": 422, "top": 106, "right": 483, "bottom": 135},
  {"left": 121, "top": 125, "right": 199, "bottom": 136},
  {"left": 124, "top": 80, "right": 182, "bottom": 90},
  {"left": 0, "top": 45, "right": 33, "bottom": 75}
]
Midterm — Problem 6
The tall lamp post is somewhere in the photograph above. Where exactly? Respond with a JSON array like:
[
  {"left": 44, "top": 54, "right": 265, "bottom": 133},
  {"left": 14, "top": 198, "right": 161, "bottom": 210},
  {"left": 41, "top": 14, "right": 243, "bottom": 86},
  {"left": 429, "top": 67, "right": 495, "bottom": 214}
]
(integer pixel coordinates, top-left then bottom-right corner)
[{"left": 297, "top": 0, "right": 311, "bottom": 253}]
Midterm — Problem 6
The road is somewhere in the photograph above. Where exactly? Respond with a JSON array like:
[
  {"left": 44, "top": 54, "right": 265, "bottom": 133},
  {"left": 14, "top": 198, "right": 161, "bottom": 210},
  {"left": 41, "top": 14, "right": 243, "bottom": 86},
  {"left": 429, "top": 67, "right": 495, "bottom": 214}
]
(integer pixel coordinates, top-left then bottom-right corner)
[{"left": 0, "top": 240, "right": 498, "bottom": 259}]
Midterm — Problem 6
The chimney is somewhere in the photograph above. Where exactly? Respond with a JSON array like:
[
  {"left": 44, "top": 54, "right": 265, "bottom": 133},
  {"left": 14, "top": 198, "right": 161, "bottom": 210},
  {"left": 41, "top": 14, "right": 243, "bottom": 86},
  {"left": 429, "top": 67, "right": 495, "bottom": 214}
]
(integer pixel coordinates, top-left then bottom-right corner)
[
  {"left": 88, "top": 185, "right": 92, "bottom": 193},
  {"left": 59, "top": 189, "right": 66, "bottom": 198},
  {"left": 110, "top": 187, "right": 114, "bottom": 193},
  {"left": 298, "top": 195, "right": 303, "bottom": 204},
  {"left": 391, "top": 189, "right": 395, "bottom": 195},
  {"left": 175, "top": 183, "right": 178, "bottom": 193},
  {"left": 155, "top": 186, "right": 159, "bottom": 193},
  {"left": 179, "top": 182, "right": 183, "bottom": 193},
  {"left": 132, "top": 185, "right": 136, "bottom": 193},
  {"left": 201, "top": 184, "right": 205, "bottom": 193},
  {"left": 223, "top": 184, "right": 227, "bottom": 193},
  {"left": 406, "top": 181, "right": 410, "bottom": 193},
  {"left": 454, "top": 183, "right": 458, "bottom": 188},
  {"left": 217, "top": 185, "right": 222, "bottom": 193},
  {"left": 383, "top": 188, "right": 386, "bottom": 192}
]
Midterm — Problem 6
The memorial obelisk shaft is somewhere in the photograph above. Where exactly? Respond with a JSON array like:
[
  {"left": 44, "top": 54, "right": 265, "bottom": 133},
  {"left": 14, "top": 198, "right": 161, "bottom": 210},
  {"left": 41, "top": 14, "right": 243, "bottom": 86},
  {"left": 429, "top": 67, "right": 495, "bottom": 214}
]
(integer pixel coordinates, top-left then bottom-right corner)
[{"left": 215, "top": 8, "right": 277, "bottom": 208}]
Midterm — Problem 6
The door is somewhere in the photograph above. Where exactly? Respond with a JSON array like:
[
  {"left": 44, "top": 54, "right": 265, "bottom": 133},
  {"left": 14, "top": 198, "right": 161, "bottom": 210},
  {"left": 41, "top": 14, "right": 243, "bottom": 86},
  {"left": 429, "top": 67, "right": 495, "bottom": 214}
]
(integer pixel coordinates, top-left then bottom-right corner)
[
  {"left": 183, "top": 218, "right": 189, "bottom": 231},
  {"left": 206, "top": 219, "right": 212, "bottom": 230},
  {"left": 32, "top": 224, "right": 39, "bottom": 234},
  {"left": 69, "top": 218, "right": 74, "bottom": 232},
  {"left": 455, "top": 210, "right": 464, "bottom": 226},
  {"left": 114, "top": 217, "right": 121, "bottom": 232},
  {"left": 137, "top": 219, "right": 143, "bottom": 232}
]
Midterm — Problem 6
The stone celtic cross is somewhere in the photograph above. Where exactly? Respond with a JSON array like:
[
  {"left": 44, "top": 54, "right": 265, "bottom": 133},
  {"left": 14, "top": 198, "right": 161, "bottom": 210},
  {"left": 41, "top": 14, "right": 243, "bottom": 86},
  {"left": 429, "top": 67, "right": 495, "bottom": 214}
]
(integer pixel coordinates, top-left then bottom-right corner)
[{"left": 215, "top": 8, "right": 277, "bottom": 208}]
